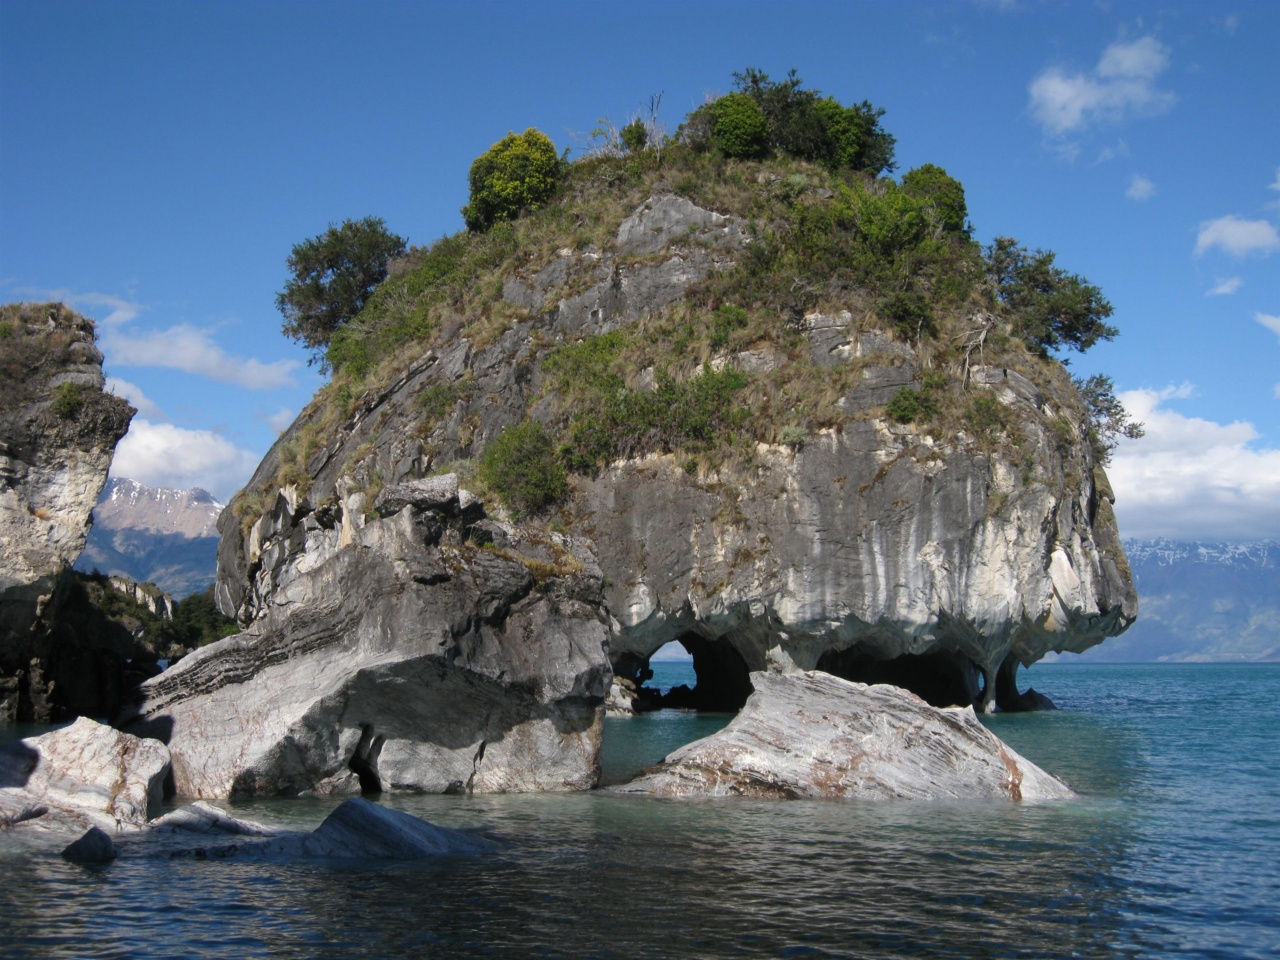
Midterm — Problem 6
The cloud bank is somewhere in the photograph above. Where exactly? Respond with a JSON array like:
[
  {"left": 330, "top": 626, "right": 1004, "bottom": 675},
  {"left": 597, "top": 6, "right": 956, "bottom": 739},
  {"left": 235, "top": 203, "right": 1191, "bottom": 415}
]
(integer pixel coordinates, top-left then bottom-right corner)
[
  {"left": 1194, "top": 215, "right": 1280, "bottom": 258},
  {"left": 1107, "top": 387, "right": 1280, "bottom": 541},
  {"left": 102, "top": 323, "right": 298, "bottom": 390},
  {"left": 1029, "top": 37, "right": 1174, "bottom": 137},
  {"left": 110, "top": 419, "right": 261, "bottom": 503}
]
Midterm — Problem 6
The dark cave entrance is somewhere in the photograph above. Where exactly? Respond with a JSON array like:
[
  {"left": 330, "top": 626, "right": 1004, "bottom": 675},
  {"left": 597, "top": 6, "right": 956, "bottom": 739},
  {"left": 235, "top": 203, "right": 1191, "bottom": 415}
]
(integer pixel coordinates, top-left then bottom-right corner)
[
  {"left": 815, "top": 646, "right": 981, "bottom": 709},
  {"left": 622, "top": 634, "right": 754, "bottom": 713}
]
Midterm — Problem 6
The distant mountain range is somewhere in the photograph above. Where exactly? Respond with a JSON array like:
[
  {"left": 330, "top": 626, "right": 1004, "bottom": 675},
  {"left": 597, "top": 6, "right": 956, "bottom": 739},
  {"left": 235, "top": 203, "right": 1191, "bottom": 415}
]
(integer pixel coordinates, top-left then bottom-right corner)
[
  {"left": 1068, "top": 538, "right": 1280, "bottom": 663},
  {"left": 75, "top": 478, "right": 223, "bottom": 598}
]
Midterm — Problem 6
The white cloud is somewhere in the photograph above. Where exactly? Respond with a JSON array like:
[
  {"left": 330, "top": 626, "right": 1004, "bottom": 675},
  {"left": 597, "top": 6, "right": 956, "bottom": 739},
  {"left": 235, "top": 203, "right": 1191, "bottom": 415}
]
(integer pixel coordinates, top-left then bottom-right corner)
[
  {"left": 1126, "top": 174, "right": 1156, "bottom": 200},
  {"left": 102, "top": 323, "right": 299, "bottom": 390},
  {"left": 1096, "top": 36, "right": 1169, "bottom": 80},
  {"left": 1194, "top": 215, "right": 1280, "bottom": 257},
  {"left": 1029, "top": 37, "right": 1174, "bottom": 137},
  {"left": 1269, "top": 166, "right": 1280, "bottom": 192},
  {"left": 1106, "top": 387, "right": 1280, "bottom": 541},
  {"left": 1257, "top": 313, "right": 1280, "bottom": 341},
  {"left": 262, "top": 407, "right": 296, "bottom": 434},
  {"left": 110, "top": 419, "right": 261, "bottom": 502},
  {"left": 105, "top": 377, "right": 165, "bottom": 420},
  {"left": 1206, "top": 277, "right": 1243, "bottom": 296},
  {"left": 13, "top": 287, "right": 142, "bottom": 327}
]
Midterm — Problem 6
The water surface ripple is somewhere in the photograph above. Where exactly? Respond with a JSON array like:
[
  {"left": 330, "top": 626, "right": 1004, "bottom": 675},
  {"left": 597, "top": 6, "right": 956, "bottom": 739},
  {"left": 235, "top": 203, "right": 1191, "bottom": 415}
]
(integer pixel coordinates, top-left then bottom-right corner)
[{"left": 2, "top": 663, "right": 1277, "bottom": 959}]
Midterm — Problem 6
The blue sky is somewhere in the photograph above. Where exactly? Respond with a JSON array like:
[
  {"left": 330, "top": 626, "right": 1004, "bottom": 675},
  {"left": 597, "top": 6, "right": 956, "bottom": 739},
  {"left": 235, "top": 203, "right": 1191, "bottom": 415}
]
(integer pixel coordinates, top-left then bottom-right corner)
[{"left": 2, "top": 0, "right": 1278, "bottom": 542}]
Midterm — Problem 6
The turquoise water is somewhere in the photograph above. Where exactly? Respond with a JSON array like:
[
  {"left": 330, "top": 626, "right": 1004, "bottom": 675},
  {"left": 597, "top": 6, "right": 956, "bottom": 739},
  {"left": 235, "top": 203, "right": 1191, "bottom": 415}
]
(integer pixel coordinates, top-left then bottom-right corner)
[{"left": 2, "top": 663, "right": 1278, "bottom": 959}]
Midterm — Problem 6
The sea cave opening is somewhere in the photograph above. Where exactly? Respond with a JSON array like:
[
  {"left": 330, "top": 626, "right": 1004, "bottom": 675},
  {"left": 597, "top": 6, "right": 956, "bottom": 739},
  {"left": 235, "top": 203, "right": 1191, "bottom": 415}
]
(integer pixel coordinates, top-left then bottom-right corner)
[
  {"left": 600, "top": 636, "right": 750, "bottom": 787},
  {"left": 814, "top": 646, "right": 982, "bottom": 709},
  {"left": 634, "top": 634, "right": 754, "bottom": 713}
]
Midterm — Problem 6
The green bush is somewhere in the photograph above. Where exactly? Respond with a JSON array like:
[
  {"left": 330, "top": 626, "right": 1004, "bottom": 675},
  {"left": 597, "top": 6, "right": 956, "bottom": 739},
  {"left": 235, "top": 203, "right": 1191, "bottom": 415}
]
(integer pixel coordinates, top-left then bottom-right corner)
[
  {"left": 965, "top": 392, "right": 1009, "bottom": 438},
  {"left": 708, "top": 304, "right": 748, "bottom": 349},
  {"left": 711, "top": 93, "right": 769, "bottom": 160},
  {"left": 880, "top": 291, "right": 936, "bottom": 342},
  {"left": 901, "top": 164, "right": 969, "bottom": 235},
  {"left": 51, "top": 381, "right": 84, "bottom": 418},
  {"left": 620, "top": 118, "right": 648, "bottom": 154},
  {"left": 463, "top": 129, "right": 562, "bottom": 232},
  {"left": 886, "top": 387, "right": 926, "bottom": 424},
  {"left": 479, "top": 421, "right": 567, "bottom": 517},
  {"left": 557, "top": 364, "right": 751, "bottom": 473}
]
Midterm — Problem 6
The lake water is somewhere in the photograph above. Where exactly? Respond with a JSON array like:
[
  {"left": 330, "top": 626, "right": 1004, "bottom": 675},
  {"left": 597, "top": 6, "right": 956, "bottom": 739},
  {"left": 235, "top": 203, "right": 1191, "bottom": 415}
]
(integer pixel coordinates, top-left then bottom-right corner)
[{"left": 2, "top": 662, "right": 1278, "bottom": 959}]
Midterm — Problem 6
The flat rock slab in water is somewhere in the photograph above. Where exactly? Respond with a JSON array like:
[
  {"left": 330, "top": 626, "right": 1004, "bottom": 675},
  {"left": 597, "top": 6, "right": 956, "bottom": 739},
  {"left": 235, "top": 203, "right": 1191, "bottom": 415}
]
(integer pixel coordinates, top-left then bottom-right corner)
[
  {"left": 128, "top": 796, "right": 494, "bottom": 861},
  {"left": 614, "top": 671, "right": 1073, "bottom": 801}
]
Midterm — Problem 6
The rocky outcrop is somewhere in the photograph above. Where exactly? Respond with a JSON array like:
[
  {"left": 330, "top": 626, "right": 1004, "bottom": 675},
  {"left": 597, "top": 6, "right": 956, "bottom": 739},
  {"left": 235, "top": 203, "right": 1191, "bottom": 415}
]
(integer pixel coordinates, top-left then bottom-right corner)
[
  {"left": 0, "top": 716, "right": 170, "bottom": 846},
  {"left": 120, "top": 475, "right": 612, "bottom": 798},
  {"left": 216, "top": 194, "right": 1134, "bottom": 723},
  {"left": 1, "top": 721, "right": 490, "bottom": 859},
  {"left": 0, "top": 303, "right": 134, "bottom": 720},
  {"left": 106, "top": 575, "right": 175, "bottom": 620},
  {"left": 614, "top": 670, "right": 1073, "bottom": 801}
]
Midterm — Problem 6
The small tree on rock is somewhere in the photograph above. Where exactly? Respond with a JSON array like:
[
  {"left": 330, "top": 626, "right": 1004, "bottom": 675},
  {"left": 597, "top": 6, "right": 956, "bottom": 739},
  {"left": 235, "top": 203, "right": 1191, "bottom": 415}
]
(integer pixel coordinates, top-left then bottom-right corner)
[
  {"left": 276, "top": 216, "right": 406, "bottom": 360},
  {"left": 463, "top": 128, "right": 562, "bottom": 232},
  {"left": 985, "top": 237, "right": 1117, "bottom": 355}
]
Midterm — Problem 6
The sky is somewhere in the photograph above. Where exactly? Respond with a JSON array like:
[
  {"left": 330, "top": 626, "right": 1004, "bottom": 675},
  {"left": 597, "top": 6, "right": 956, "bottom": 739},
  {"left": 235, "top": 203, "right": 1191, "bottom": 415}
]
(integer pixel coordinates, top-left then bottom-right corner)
[{"left": 2, "top": 0, "right": 1278, "bottom": 543}]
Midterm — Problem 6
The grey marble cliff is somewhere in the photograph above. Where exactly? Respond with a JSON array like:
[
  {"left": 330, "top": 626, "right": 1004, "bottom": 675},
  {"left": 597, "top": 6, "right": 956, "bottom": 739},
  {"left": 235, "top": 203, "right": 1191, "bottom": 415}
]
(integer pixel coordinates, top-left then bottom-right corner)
[
  {"left": 214, "top": 194, "right": 1135, "bottom": 726},
  {"left": 0, "top": 304, "right": 134, "bottom": 721},
  {"left": 121, "top": 475, "right": 612, "bottom": 798}
]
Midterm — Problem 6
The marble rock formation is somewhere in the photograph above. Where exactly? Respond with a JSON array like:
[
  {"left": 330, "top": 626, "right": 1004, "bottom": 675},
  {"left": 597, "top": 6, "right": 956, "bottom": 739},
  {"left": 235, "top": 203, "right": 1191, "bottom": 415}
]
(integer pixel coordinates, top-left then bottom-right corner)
[
  {"left": 120, "top": 476, "right": 612, "bottom": 798},
  {"left": 0, "top": 304, "right": 134, "bottom": 720},
  {"left": 614, "top": 670, "right": 1073, "bottom": 801},
  {"left": 0, "top": 716, "right": 170, "bottom": 846},
  {"left": 217, "top": 194, "right": 1135, "bottom": 724}
]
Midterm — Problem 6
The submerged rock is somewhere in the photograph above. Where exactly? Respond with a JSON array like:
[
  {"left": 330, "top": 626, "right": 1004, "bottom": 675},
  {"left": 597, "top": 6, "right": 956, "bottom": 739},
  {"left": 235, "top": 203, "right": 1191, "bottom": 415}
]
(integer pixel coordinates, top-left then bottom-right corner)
[
  {"left": 139, "top": 797, "right": 493, "bottom": 861},
  {"left": 61, "top": 826, "right": 117, "bottom": 863},
  {"left": 119, "top": 478, "right": 612, "bottom": 798},
  {"left": 614, "top": 671, "right": 1073, "bottom": 801}
]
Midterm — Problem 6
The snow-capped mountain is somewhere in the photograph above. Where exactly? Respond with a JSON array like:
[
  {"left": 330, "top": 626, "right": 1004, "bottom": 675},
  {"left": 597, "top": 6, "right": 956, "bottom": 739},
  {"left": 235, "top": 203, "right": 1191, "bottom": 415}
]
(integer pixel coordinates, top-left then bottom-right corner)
[
  {"left": 76, "top": 478, "right": 224, "bottom": 597},
  {"left": 1067, "top": 538, "right": 1280, "bottom": 662}
]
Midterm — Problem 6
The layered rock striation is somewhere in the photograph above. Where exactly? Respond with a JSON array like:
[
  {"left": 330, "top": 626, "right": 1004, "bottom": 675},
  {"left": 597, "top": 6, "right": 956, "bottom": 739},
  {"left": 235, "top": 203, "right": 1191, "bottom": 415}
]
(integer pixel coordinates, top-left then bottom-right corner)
[
  {"left": 0, "top": 303, "right": 134, "bottom": 720},
  {"left": 614, "top": 670, "right": 1073, "bottom": 801},
  {"left": 121, "top": 475, "right": 612, "bottom": 798}
]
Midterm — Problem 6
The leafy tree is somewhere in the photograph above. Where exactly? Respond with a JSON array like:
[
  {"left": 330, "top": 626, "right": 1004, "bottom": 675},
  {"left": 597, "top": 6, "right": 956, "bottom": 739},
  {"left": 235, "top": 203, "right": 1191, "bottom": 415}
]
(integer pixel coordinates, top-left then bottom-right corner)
[
  {"left": 710, "top": 93, "right": 770, "bottom": 160},
  {"left": 463, "top": 128, "right": 562, "bottom": 232},
  {"left": 276, "top": 216, "right": 406, "bottom": 359},
  {"left": 901, "top": 164, "right": 969, "bottom": 235},
  {"left": 985, "top": 237, "right": 1118, "bottom": 355},
  {"left": 728, "top": 68, "right": 897, "bottom": 174},
  {"left": 1073, "top": 374, "right": 1144, "bottom": 464}
]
